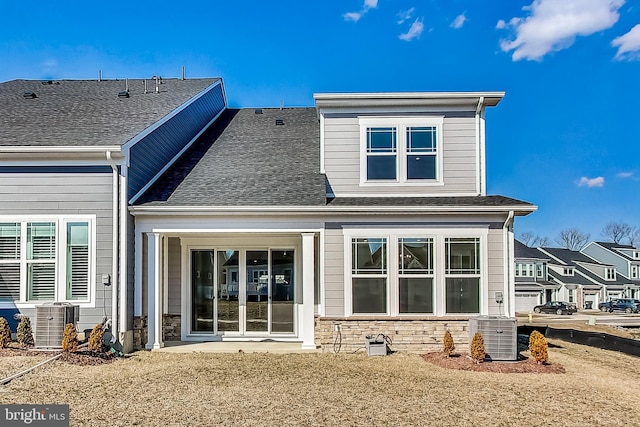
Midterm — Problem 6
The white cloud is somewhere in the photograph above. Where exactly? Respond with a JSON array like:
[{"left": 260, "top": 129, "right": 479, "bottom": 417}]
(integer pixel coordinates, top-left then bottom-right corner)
[
  {"left": 343, "top": 12, "right": 362, "bottom": 22},
  {"left": 344, "top": 0, "right": 378, "bottom": 22},
  {"left": 578, "top": 176, "right": 605, "bottom": 187},
  {"left": 399, "top": 18, "right": 424, "bottom": 41},
  {"left": 397, "top": 8, "right": 414, "bottom": 24},
  {"left": 617, "top": 171, "right": 634, "bottom": 178},
  {"left": 612, "top": 24, "right": 640, "bottom": 60},
  {"left": 499, "top": 0, "right": 625, "bottom": 61},
  {"left": 451, "top": 13, "right": 467, "bottom": 29}
]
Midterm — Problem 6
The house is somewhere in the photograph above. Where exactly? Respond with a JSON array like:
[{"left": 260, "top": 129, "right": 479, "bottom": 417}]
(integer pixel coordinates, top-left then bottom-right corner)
[
  {"left": 130, "top": 91, "right": 536, "bottom": 352},
  {"left": 0, "top": 78, "right": 536, "bottom": 352},
  {"left": 0, "top": 77, "right": 226, "bottom": 350},
  {"left": 537, "top": 247, "right": 627, "bottom": 309},
  {"left": 582, "top": 242, "right": 640, "bottom": 299},
  {"left": 513, "top": 240, "right": 557, "bottom": 313}
]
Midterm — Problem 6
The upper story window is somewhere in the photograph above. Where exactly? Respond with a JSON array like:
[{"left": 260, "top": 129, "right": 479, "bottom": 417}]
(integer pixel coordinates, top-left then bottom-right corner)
[
  {"left": 563, "top": 267, "right": 574, "bottom": 276},
  {"left": 536, "top": 263, "right": 545, "bottom": 278},
  {"left": 359, "top": 117, "right": 443, "bottom": 185},
  {"left": 605, "top": 267, "right": 616, "bottom": 280},
  {"left": 631, "top": 265, "right": 639, "bottom": 279},
  {"left": 515, "top": 263, "right": 534, "bottom": 277},
  {"left": 634, "top": 251, "right": 640, "bottom": 259}
]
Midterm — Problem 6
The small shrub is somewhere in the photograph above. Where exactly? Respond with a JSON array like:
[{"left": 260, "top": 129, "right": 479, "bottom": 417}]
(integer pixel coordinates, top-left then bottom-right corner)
[
  {"left": 470, "top": 332, "right": 486, "bottom": 364},
  {"left": 443, "top": 330, "right": 455, "bottom": 355},
  {"left": 62, "top": 323, "right": 78, "bottom": 352},
  {"left": 529, "top": 330, "right": 549, "bottom": 364},
  {"left": 16, "top": 316, "right": 34, "bottom": 347},
  {"left": 88, "top": 323, "right": 105, "bottom": 352},
  {"left": 0, "top": 317, "right": 11, "bottom": 348}
]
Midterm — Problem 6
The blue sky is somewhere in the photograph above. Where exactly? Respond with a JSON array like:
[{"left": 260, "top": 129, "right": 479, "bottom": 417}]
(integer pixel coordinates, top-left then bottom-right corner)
[{"left": 1, "top": 0, "right": 639, "bottom": 244}]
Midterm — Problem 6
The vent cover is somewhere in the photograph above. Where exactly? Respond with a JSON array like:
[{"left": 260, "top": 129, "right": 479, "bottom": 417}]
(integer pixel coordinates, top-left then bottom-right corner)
[
  {"left": 35, "top": 303, "right": 79, "bottom": 349},
  {"left": 275, "top": 118, "right": 285, "bottom": 126},
  {"left": 23, "top": 92, "right": 37, "bottom": 99},
  {"left": 469, "top": 316, "right": 517, "bottom": 361}
]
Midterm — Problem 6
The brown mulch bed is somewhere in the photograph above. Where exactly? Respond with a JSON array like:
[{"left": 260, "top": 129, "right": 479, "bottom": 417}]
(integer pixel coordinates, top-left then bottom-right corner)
[
  {"left": 422, "top": 351, "right": 565, "bottom": 373},
  {"left": 1, "top": 345, "right": 117, "bottom": 365}
]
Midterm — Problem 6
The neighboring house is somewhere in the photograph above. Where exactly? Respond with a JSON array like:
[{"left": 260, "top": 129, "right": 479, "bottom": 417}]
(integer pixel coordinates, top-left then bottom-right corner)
[
  {"left": 582, "top": 242, "right": 640, "bottom": 299},
  {"left": 513, "top": 240, "right": 557, "bottom": 313},
  {"left": 537, "top": 247, "right": 626, "bottom": 309},
  {"left": 0, "top": 77, "right": 226, "bottom": 350},
  {"left": 130, "top": 91, "right": 536, "bottom": 352}
]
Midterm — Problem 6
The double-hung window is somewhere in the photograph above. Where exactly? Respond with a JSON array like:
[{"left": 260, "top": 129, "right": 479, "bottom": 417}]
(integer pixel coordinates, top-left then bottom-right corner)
[
  {"left": 360, "top": 117, "right": 443, "bottom": 184},
  {"left": 366, "top": 127, "right": 397, "bottom": 180},
  {"left": 0, "top": 218, "right": 93, "bottom": 305},
  {"left": 445, "top": 238, "right": 480, "bottom": 314},
  {"left": 398, "top": 238, "right": 434, "bottom": 313},
  {"left": 351, "top": 238, "right": 387, "bottom": 314},
  {"left": 406, "top": 127, "right": 437, "bottom": 180}
]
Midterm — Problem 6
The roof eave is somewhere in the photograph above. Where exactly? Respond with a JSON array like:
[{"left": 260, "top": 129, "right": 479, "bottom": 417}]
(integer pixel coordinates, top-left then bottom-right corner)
[{"left": 313, "top": 91, "right": 505, "bottom": 109}]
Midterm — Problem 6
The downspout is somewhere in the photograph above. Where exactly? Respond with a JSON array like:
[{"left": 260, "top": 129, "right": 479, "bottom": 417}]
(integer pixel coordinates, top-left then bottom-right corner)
[
  {"left": 475, "top": 97, "right": 485, "bottom": 196},
  {"left": 503, "top": 210, "right": 515, "bottom": 317},
  {"left": 106, "top": 151, "right": 119, "bottom": 337},
  {"left": 119, "top": 164, "right": 128, "bottom": 344}
]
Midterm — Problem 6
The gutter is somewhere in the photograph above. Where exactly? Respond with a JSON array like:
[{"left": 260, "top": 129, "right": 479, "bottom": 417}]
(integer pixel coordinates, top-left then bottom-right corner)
[
  {"left": 106, "top": 151, "right": 119, "bottom": 337},
  {"left": 129, "top": 204, "right": 538, "bottom": 216},
  {"left": 475, "top": 96, "right": 485, "bottom": 196}
]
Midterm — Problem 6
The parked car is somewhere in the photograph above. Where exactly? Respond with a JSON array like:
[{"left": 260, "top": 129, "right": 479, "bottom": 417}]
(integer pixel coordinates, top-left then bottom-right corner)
[
  {"left": 533, "top": 301, "right": 577, "bottom": 315},
  {"left": 598, "top": 299, "right": 640, "bottom": 314}
]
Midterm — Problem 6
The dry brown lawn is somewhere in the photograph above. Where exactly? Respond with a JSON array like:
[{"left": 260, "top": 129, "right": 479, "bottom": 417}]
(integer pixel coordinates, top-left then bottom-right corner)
[{"left": 2, "top": 340, "right": 640, "bottom": 426}]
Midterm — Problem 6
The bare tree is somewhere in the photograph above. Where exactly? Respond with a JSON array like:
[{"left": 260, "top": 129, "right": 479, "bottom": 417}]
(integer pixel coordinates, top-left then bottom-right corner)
[
  {"left": 518, "top": 232, "right": 550, "bottom": 248},
  {"left": 519, "top": 232, "right": 534, "bottom": 246},
  {"left": 629, "top": 227, "right": 640, "bottom": 247},
  {"left": 555, "top": 228, "right": 590, "bottom": 251},
  {"left": 532, "top": 236, "right": 550, "bottom": 247},
  {"left": 601, "top": 222, "right": 632, "bottom": 244}
]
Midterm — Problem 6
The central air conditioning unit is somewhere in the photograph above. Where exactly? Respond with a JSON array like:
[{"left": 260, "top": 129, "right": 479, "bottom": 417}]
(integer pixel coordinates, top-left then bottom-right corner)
[
  {"left": 35, "top": 302, "right": 79, "bottom": 349},
  {"left": 469, "top": 316, "right": 517, "bottom": 361}
]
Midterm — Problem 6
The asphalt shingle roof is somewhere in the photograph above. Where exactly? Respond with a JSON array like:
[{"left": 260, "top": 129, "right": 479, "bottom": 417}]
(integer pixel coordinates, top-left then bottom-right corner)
[
  {"left": 593, "top": 241, "right": 639, "bottom": 261},
  {"left": 0, "top": 78, "right": 218, "bottom": 147},
  {"left": 135, "top": 108, "right": 327, "bottom": 206},
  {"left": 514, "top": 240, "right": 548, "bottom": 259},
  {"left": 326, "top": 195, "right": 533, "bottom": 208}
]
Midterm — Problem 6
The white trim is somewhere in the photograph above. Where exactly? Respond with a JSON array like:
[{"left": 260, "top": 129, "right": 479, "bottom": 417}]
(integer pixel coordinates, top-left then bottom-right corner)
[
  {"left": 319, "top": 113, "right": 326, "bottom": 174},
  {"left": 122, "top": 80, "right": 223, "bottom": 151},
  {"left": 341, "top": 227, "right": 489, "bottom": 318},
  {"left": 318, "top": 228, "right": 325, "bottom": 317},
  {"left": 0, "top": 146, "right": 122, "bottom": 154},
  {"left": 479, "top": 109, "right": 487, "bottom": 196},
  {"left": 0, "top": 160, "right": 125, "bottom": 167},
  {"left": 163, "top": 235, "right": 169, "bottom": 314},
  {"left": 130, "top": 204, "right": 538, "bottom": 215},
  {"left": 134, "top": 229, "right": 143, "bottom": 316},
  {"left": 119, "top": 168, "right": 128, "bottom": 337},
  {"left": 128, "top": 105, "right": 227, "bottom": 204},
  {"left": 0, "top": 215, "right": 97, "bottom": 309},
  {"left": 301, "top": 232, "right": 316, "bottom": 349},
  {"left": 358, "top": 116, "right": 445, "bottom": 187}
]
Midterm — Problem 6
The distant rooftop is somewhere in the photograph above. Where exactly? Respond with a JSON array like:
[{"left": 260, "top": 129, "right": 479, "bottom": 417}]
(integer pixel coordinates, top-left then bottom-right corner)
[{"left": 0, "top": 78, "right": 219, "bottom": 147}]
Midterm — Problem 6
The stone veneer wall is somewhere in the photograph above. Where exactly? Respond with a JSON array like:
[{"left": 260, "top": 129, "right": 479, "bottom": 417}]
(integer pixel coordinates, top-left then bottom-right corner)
[
  {"left": 315, "top": 317, "right": 470, "bottom": 353},
  {"left": 133, "top": 316, "right": 147, "bottom": 350},
  {"left": 163, "top": 314, "right": 181, "bottom": 341}
]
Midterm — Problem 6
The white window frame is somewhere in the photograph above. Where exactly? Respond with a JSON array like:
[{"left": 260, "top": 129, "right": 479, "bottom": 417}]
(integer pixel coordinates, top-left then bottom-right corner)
[
  {"left": 563, "top": 267, "right": 574, "bottom": 276},
  {"left": 343, "top": 227, "right": 488, "bottom": 317},
  {"left": 359, "top": 116, "right": 445, "bottom": 186},
  {"left": 631, "top": 264, "right": 639, "bottom": 279},
  {"left": 0, "top": 215, "right": 96, "bottom": 309},
  {"left": 605, "top": 267, "right": 616, "bottom": 281}
]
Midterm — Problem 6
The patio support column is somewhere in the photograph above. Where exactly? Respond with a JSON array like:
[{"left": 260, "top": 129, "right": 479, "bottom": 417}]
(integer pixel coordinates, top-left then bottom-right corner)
[
  {"left": 146, "top": 232, "right": 164, "bottom": 350},
  {"left": 301, "top": 232, "right": 316, "bottom": 349}
]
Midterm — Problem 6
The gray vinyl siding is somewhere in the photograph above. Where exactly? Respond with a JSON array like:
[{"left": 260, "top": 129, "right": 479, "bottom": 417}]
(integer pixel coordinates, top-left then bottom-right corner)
[
  {"left": 486, "top": 228, "right": 505, "bottom": 315},
  {"left": 167, "top": 237, "right": 182, "bottom": 314},
  {"left": 322, "top": 114, "right": 479, "bottom": 196},
  {"left": 0, "top": 172, "right": 114, "bottom": 332},
  {"left": 323, "top": 228, "right": 345, "bottom": 316},
  {"left": 582, "top": 245, "right": 629, "bottom": 276},
  {"left": 128, "top": 82, "right": 226, "bottom": 200}
]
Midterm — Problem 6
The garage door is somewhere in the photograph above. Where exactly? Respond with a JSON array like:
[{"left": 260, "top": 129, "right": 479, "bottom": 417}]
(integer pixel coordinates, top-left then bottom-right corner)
[{"left": 515, "top": 293, "right": 540, "bottom": 313}]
